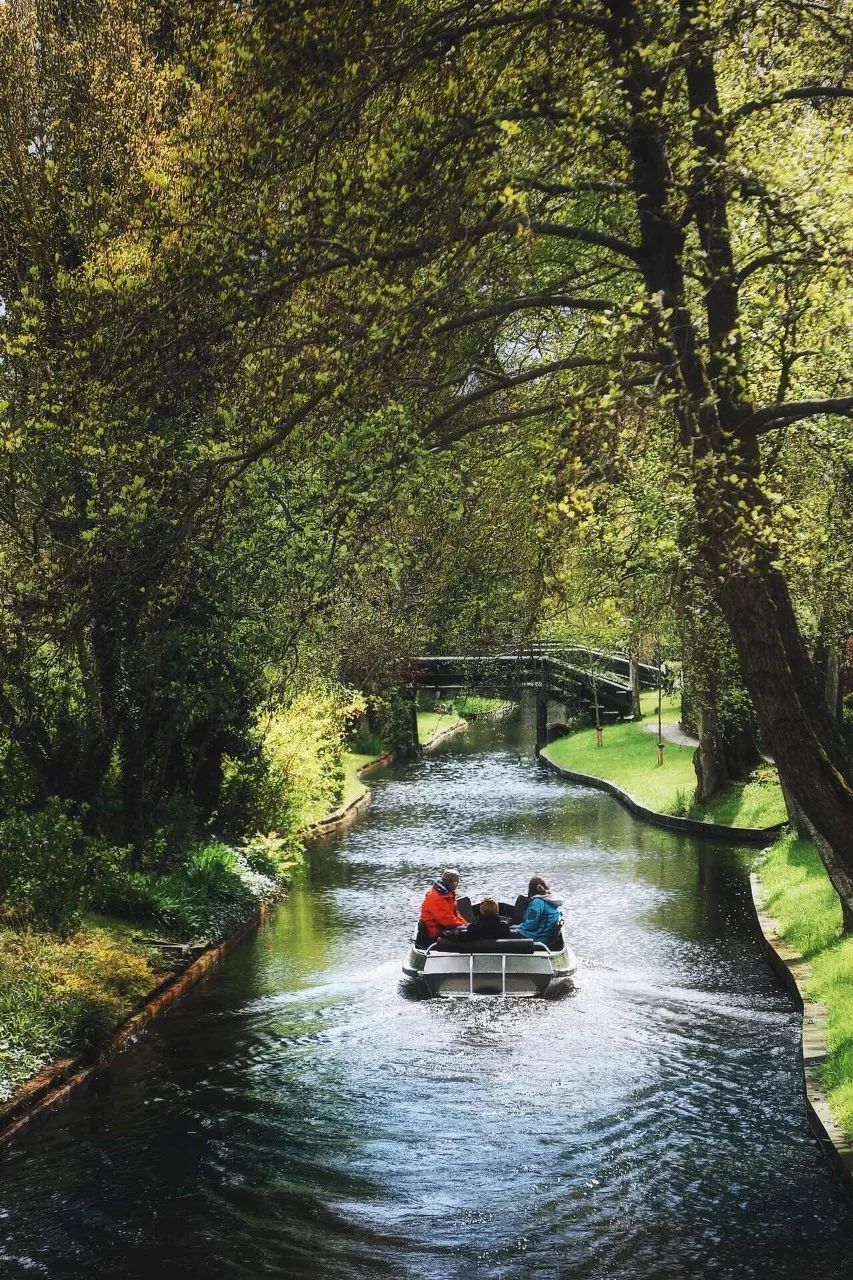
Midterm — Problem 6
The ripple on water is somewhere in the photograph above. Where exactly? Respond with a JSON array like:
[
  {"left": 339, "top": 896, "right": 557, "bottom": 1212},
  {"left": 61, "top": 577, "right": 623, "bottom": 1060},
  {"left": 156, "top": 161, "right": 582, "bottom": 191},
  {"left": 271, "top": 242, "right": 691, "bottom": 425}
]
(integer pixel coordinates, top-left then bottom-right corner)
[{"left": 1, "top": 717, "right": 852, "bottom": 1280}]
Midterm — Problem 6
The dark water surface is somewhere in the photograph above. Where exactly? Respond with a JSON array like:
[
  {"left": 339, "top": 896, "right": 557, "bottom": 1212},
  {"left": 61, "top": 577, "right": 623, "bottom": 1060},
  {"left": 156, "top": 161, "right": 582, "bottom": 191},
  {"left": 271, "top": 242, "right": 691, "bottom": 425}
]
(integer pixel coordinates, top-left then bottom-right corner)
[{"left": 2, "top": 714, "right": 853, "bottom": 1279}]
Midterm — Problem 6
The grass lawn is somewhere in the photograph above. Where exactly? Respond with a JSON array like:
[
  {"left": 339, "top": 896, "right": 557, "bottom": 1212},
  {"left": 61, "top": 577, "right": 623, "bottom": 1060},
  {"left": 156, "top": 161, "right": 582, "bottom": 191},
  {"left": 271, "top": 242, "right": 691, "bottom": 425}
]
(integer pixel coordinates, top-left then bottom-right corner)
[
  {"left": 757, "top": 834, "right": 853, "bottom": 1132},
  {"left": 454, "top": 694, "right": 512, "bottom": 716},
  {"left": 542, "top": 691, "right": 787, "bottom": 828},
  {"left": 417, "top": 708, "right": 462, "bottom": 745},
  {"left": 340, "top": 750, "right": 378, "bottom": 810}
]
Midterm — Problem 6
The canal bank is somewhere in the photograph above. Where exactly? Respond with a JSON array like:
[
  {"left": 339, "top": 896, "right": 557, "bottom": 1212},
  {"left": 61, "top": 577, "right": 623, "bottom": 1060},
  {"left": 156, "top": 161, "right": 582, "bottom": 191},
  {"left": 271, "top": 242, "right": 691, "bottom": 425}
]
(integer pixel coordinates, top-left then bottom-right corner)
[
  {"left": 1, "top": 713, "right": 852, "bottom": 1280},
  {"left": 0, "top": 710, "right": 469, "bottom": 1148},
  {"left": 749, "top": 865, "right": 853, "bottom": 1191},
  {"left": 538, "top": 702, "right": 853, "bottom": 1179}
]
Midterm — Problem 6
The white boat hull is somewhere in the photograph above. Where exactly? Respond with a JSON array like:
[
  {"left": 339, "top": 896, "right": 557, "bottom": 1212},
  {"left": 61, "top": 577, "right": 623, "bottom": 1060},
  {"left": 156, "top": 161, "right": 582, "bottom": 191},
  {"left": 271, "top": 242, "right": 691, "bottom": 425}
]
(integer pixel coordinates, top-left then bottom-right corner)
[{"left": 402, "top": 941, "right": 577, "bottom": 997}]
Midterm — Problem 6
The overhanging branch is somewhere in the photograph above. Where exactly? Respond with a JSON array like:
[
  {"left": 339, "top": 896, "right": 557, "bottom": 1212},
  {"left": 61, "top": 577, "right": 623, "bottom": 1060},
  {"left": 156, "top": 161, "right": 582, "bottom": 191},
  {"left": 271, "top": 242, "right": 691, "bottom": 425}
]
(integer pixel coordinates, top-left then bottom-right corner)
[
  {"left": 740, "top": 395, "right": 853, "bottom": 437},
  {"left": 728, "top": 84, "right": 853, "bottom": 125},
  {"left": 439, "top": 291, "right": 616, "bottom": 332}
]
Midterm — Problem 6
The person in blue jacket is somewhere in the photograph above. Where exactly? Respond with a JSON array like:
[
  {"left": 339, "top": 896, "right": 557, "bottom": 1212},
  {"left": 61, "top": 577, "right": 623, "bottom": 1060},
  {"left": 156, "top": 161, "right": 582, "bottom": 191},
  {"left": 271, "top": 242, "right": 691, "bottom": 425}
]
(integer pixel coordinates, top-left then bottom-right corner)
[{"left": 514, "top": 876, "right": 561, "bottom": 945}]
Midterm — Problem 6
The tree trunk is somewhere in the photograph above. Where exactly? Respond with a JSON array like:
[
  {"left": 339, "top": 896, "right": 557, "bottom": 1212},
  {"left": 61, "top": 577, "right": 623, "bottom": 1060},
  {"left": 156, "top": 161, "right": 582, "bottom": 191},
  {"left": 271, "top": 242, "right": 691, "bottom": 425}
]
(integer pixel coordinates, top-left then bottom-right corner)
[
  {"left": 607, "top": 0, "right": 853, "bottom": 923},
  {"left": 715, "top": 559, "right": 853, "bottom": 926},
  {"left": 826, "top": 644, "right": 841, "bottom": 723},
  {"left": 694, "top": 703, "right": 728, "bottom": 803},
  {"left": 121, "top": 715, "right": 148, "bottom": 867},
  {"left": 629, "top": 649, "right": 642, "bottom": 721},
  {"left": 779, "top": 775, "right": 809, "bottom": 838}
]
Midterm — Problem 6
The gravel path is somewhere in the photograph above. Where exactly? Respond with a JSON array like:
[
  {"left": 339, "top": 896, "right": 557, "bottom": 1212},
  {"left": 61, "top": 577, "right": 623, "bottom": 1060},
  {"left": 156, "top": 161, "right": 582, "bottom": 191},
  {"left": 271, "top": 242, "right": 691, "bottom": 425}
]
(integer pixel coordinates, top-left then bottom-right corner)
[{"left": 640, "top": 720, "right": 699, "bottom": 748}]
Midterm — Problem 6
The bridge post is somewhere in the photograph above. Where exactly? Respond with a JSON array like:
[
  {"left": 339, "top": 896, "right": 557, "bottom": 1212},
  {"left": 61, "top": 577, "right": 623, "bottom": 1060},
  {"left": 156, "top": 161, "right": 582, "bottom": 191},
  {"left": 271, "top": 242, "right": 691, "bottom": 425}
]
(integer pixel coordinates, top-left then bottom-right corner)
[
  {"left": 408, "top": 687, "right": 420, "bottom": 754},
  {"left": 535, "top": 693, "right": 548, "bottom": 756}
]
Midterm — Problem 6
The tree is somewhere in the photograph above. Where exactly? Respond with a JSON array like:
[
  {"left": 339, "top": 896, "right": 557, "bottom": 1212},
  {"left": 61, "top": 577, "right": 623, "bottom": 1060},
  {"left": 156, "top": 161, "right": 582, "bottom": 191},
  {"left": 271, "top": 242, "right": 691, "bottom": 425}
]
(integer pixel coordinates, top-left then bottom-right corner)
[{"left": 322, "top": 0, "right": 853, "bottom": 919}]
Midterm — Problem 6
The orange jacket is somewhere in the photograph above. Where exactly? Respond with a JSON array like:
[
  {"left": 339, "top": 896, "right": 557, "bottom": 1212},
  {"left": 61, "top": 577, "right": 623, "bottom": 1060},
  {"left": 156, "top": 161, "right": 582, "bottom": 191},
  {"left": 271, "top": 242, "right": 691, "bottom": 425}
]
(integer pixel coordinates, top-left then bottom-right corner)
[{"left": 420, "top": 882, "right": 467, "bottom": 939}]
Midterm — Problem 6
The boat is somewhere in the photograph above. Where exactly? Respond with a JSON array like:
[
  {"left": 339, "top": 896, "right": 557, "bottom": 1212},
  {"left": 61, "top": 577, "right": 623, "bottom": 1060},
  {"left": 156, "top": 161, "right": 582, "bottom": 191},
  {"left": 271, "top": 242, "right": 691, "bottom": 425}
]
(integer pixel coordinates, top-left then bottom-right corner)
[{"left": 402, "top": 899, "right": 577, "bottom": 997}]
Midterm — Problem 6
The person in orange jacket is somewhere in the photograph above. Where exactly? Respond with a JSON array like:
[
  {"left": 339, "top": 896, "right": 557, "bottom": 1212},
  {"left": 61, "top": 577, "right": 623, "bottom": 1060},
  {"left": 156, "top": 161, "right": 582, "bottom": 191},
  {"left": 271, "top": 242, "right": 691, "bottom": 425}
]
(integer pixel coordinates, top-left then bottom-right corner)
[{"left": 420, "top": 868, "right": 468, "bottom": 940}]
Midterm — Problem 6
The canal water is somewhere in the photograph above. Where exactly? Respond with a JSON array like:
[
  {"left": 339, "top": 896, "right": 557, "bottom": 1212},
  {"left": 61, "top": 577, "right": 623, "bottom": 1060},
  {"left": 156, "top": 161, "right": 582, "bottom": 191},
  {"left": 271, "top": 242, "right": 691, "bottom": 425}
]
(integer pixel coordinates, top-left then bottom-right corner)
[{"left": 2, "top": 714, "right": 853, "bottom": 1279}]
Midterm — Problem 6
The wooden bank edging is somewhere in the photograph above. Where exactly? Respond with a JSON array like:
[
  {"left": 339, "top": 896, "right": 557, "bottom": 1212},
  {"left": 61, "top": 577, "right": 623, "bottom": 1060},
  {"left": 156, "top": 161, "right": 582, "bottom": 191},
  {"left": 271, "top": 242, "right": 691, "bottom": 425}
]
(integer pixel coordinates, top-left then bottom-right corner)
[
  {"left": 748, "top": 870, "right": 853, "bottom": 1191},
  {"left": 538, "top": 751, "right": 784, "bottom": 846},
  {"left": 0, "top": 898, "right": 279, "bottom": 1150}
]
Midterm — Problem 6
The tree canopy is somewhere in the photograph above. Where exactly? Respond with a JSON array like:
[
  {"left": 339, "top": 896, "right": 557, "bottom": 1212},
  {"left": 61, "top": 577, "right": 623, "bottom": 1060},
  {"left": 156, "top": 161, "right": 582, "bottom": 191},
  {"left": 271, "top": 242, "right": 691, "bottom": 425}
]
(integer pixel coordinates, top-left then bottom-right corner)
[{"left": 1, "top": 0, "right": 852, "bottom": 913}]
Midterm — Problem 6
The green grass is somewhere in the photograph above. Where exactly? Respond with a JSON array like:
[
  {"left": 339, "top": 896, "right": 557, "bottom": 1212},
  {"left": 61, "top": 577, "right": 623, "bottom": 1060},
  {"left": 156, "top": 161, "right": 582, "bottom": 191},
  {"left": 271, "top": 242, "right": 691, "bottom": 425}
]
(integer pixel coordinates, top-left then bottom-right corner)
[
  {"left": 758, "top": 834, "right": 853, "bottom": 1132},
  {"left": 454, "top": 694, "right": 512, "bottom": 716},
  {"left": 542, "top": 691, "right": 787, "bottom": 828},
  {"left": 340, "top": 750, "right": 378, "bottom": 809},
  {"left": 417, "top": 709, "right": 462, "bottom": 745}
]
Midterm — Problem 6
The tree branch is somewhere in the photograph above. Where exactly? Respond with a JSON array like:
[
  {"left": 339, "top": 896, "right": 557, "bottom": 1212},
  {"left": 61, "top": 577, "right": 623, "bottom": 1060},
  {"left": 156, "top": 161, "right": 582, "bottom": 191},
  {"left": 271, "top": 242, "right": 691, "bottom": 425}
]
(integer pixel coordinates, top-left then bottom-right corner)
[
  {"left": 519, "top": 178, "right": 631, "bottom": 197},
  {"left": 426, "top": 374, "right": 656, "bottom": 450},
  {"left": 741, "top": 395, "right": 853, "bottom": 437},
  {"left": 439, "top": 291, "right": 616, "bottom": 332},
  {"left": 728, "top": 84, "right": 853, "bottom": 125},
  {"left": 430, "top": 355, "right": 613, "bottom": 429},
  {"left": 528, "top": 220, "right": 643, "bottom": 262}
]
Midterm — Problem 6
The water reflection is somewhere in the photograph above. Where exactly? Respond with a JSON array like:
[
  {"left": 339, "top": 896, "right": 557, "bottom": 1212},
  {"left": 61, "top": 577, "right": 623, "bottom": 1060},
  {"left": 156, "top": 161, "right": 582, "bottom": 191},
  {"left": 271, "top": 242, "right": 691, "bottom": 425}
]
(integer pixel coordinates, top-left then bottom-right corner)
[{"left": 1, "top": 713, "right": 852, "bottom": 1279}]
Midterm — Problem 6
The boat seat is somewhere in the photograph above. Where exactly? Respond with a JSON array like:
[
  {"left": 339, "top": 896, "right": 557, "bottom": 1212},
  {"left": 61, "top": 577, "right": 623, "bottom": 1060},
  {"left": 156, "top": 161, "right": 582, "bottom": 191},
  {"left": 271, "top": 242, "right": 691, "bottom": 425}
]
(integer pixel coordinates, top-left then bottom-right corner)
[
  {"left": 432, "top": 937, "right": 536, "bottom": 955},
  {"left": 511, "top": 895, "right": 528, "bottom": 924},
  {"left": 415, "top": 920, "right": 432, "bottom": 948},
  {"left": 456, "top": 895, "right": 475, "bottom": 923}
]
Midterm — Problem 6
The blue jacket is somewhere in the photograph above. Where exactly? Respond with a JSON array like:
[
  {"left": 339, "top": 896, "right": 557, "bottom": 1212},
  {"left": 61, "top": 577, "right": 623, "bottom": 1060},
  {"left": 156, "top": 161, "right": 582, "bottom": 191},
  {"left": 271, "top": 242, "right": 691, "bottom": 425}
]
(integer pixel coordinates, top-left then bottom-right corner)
[{"left": 515, "top": 895, "right": 561, "bottom": 945}]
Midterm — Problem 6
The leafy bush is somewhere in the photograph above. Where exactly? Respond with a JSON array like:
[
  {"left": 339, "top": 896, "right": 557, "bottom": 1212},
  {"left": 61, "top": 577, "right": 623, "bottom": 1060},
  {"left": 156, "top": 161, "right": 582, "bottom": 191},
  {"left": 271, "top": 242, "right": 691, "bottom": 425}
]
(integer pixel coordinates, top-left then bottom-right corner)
[
  {"left": 221, "top": 684, "right": 365, "bottom": 835},
  {"left": 95, "top": 840, "right": 284, "bottom": 943},
  {"left": 240, "top": 830, "right": 302, "bottom": 879},
  {"left": 0, "top": 802, "right": 122, "bottom": 935},
  {"left": 217, "top": 743, "right": 299, "bottom": 844},
  {"left": 143, "top": 793, "right": 202, "bottom": 872},
  {"left": 672, "top": 788, "right": 693, "bottom": 817},
  {"left": 149, "top": 842, "right": 279, "bottom": 941},
  {"left": 347, "top": 728, "right": 386, "bottom": 757}
]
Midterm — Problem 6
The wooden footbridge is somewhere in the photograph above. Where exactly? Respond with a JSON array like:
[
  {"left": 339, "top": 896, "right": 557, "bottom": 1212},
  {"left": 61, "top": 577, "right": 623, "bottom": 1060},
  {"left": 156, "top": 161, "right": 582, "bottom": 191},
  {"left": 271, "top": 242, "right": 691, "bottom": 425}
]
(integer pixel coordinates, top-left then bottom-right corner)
[{"left": 408, "top": 642, "right": 659, "bottom": 751}]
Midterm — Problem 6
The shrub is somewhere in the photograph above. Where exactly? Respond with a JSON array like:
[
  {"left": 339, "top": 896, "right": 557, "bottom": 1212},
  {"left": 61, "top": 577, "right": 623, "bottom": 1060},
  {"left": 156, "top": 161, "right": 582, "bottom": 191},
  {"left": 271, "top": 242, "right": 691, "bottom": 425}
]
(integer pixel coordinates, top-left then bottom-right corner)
[
  {"left": 347, "top": 728, "right": 386, "bottom": 757},
  {"left": 143, "top": 794, "right": 202, "bottom": 872},
  {"left": 221, "top": 684, "right": 364, "bottom": 835},
  {"left": 240, "top": 830, "right": 302, "bottom": 879},
  {"left": 217, "top": 743, "right": 298, "bottom": 842},
  {"left": 0, "top": 801, "right": 120, "bottom": 935}
]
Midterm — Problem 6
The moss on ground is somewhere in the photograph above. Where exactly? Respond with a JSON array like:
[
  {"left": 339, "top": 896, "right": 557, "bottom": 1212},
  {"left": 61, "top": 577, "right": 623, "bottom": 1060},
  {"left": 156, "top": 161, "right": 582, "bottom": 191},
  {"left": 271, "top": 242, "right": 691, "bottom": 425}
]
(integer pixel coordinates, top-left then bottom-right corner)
[
  {"left": 758, "top": 833, "right": 853, "bottom": 1133},
  {"left": 542, "top": 691, "right": 786, "bottom": 828}
]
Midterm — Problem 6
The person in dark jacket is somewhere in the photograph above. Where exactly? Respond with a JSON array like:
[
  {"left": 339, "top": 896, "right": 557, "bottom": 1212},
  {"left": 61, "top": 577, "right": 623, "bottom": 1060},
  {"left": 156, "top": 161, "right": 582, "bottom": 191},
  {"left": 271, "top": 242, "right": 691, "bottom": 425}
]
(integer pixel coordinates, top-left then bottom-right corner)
[
  {"left": 464, "top": 896, "right": 513, "bottom": 942},
  {"left": 420, "top": 868, "right": 468, "bottom": 940},
  {"left": 514, "top": 875, "right": 562, "bottom": 946}
]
